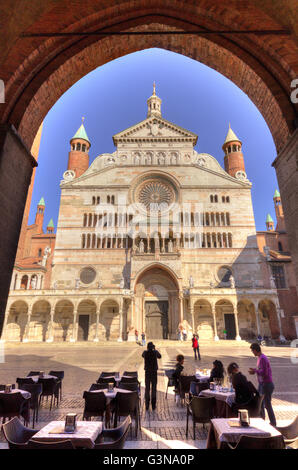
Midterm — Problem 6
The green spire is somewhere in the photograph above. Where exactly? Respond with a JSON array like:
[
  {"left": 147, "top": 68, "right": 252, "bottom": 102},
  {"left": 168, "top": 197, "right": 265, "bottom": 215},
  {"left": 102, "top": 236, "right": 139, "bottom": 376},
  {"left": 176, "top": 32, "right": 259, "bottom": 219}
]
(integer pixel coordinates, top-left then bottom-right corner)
[
  {"left": 273, "top": 189, "right": 280, "bottom": 198},
  {"left": 71, "top": 117, "right": 90, "bottom": 145},
  {"left": 266, "top": 213, "right": 274, "bottom": 223},
  {"left": 38, "top": 197, "right": 45, "bottom": 206},
  {"left": 47, "top": 218, "right": 54, "bottom": 228}
]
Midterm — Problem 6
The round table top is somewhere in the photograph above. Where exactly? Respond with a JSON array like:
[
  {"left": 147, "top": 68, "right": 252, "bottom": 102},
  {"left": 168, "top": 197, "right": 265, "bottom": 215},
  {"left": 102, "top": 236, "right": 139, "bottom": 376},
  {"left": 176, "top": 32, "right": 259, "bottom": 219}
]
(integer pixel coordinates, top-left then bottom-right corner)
[{"left": 0, "top": 389, "right": 31, "bottom": 399}]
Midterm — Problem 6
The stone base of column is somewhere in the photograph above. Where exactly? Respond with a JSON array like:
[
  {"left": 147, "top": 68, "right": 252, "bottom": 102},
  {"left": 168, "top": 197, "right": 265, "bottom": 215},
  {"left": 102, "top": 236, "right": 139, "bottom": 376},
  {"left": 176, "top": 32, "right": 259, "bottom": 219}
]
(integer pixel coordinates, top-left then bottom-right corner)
[
  {"left": 69, "top": 338, "right": 76, "bottom": 343},
  {"left": 93, "top": 338, "right": 99, "bottom": 342},
  {"left": 46, "top": 338, "right": 53, "bottom": 343},
  {"left": 214, "top": 335, "right": 219, "bottom": 341},
  {"left": 117, "top": 337, "right": 123, "bottom": 342},
  {"left": 22, "top": 338, "right": 29, "bottom": 343},
  {"left": 236, "top": 335, "right": 242, "bottom": 341}
]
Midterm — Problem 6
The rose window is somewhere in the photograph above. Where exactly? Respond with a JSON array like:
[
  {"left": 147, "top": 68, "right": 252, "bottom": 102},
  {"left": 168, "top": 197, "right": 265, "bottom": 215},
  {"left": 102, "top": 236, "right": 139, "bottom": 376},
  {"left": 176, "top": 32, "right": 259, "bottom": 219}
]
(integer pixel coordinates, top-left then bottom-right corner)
[{"left": 138, "top": 181, "right": 174, "bottom": 211}]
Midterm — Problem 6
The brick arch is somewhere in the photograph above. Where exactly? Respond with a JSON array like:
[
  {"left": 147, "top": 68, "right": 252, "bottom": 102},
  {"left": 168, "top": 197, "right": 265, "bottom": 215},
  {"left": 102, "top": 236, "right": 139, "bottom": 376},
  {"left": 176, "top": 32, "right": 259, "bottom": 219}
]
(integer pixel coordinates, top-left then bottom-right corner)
[{"left": 0, "top": 1, "right": 297, "bottom": 152}]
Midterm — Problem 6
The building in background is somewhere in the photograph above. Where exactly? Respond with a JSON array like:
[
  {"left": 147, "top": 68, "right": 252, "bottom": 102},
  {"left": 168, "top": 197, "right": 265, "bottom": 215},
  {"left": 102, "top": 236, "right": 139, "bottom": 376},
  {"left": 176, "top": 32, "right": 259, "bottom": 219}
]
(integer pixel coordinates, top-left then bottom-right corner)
[{"left": 2, "top": 87, "right": 293, "bottom": 343}]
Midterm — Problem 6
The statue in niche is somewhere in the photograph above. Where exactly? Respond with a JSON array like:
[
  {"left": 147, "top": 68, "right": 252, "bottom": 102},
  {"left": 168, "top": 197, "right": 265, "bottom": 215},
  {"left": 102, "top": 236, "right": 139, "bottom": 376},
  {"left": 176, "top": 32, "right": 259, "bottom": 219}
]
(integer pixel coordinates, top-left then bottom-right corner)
[
  {"left": 31, "top": 276, "right": 37, "bottom": 289},
  {"left": 154, "top": 236, "right": 160, "bottom": 252},
  {"left": 119, "top": 277, "right": 125, "bottom": 289},
  {"left": 139, "top": 239, "right": 145, "bottom": 253},
  {"left": 42, "top": 246, "right": 51, "bottom": 266},
  {"left": 189, "top": 275, "right": 194, "bottom": 288},
  {"left": 168, "top": 239, "right": 173, "bottom": 253},
  {"left": 270, "top": 275, "right": 276, "bottom": 289},
  {"left": 97, "top": 280, "right": 102, "bottom": 289},
  {"left": 53, "top": 281, "right": 58, "bottom": 290},
  {"left": 75, "top": 279, "right": 80, "bottom": 290},
  {"left": 230, "top": 275, "right": 235, "bottom": 289}
]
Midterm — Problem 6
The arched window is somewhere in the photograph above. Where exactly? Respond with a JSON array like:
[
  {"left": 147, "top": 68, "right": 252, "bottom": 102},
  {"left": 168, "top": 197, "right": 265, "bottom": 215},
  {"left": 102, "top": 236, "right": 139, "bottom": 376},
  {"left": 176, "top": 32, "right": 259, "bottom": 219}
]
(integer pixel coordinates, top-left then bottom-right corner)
[
  {"left": 82, "top": 144, "right": 86, "bottom": 152},
  {"left": 222, "top": 196, "right": 226, "bottom": 203},
  {"left": 226, "top": 213, "right": 230, "bottom": 225},
  {"left": 76, "top": 143, "right": 81, "bottom": 151},
  {"left": 233, "top": 144, "right": 237, "bottom": 152},
  {"left": 228, "top": 233, "right": 232, "bottom": 247},
  {"left": 107, "top": 195, "right": 110, "bottom": 204},
  {"left": 88, "top": 213, "right": 92, "bottom": 227},
  {"left": 215, "top": 195, "right": 218, "bottom": 203},
  {"left": 92, "top": 196, "right": 95, "bottom": 205},
  {"left": 72, "top": 144, "right": 75, "bottom": 150},
  {"left": 83, "top": 214, "right": 87, "bottom": 227},
  {"left": 226, "top": 196, "right": 230, "bottom": 203},
  {"left": 210, "top": 195, "right": 214, "bottom": 203},
  {"left": 38, "top": 248, "right": 42, "bottom": 257},
  {"left": 82, "top": 234, "right": 86, "bottom": 248},
  {"left": 97, "top": 196, "right": 100, "bottom": 204},
  {"left": 111, "top": 195, "right": 115, "bottom": 205},
  {"left": 278, "top": 241, "right": 283, "bottom": 252}
]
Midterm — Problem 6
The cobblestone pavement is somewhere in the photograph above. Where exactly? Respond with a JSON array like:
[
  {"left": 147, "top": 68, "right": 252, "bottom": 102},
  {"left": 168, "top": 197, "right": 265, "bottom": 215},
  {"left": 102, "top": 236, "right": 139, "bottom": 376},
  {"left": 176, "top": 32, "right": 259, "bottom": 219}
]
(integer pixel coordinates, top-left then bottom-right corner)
[{"left": 0, "top": 341, "right": 297, "bottom": 449}]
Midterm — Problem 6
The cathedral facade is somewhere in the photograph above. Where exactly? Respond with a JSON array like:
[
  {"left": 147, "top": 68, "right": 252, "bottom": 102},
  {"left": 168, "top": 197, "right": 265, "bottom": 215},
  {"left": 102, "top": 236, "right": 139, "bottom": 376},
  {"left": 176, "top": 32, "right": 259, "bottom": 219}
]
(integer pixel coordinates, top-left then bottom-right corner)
[{"left": 2, "top": 87, "right": 291, "bottom": 343}]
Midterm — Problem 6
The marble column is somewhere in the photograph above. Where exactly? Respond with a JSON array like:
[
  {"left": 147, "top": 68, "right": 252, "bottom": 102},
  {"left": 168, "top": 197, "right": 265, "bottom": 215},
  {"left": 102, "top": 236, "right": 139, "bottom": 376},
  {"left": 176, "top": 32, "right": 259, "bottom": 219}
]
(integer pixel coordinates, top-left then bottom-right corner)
[
  {"left": 118, "top": 299, "right": 123, "bottom": 342},
  {"left": 70, "top": 309, "right": 78, "bottom": 342},
  {"left": 189, "top": 302, "right": 195, "bottom": 335},
  {"left": 46, "top": 307, "right": 55, "bottom": 342},
  {"left": 94, "top": 308, "right": 100, "bottom": 342},
  {"left": 234, "top": 306, "right": 241, "bottom": 341},
  {"left": 211, "top": 304, "right": 219, "bottom": 341},
  {"left": 16, "top": 276, "right": 22, "bottom": 290},
  {"left": 254, "top": 302, "right": 261, "bottom": 337},
  {"left": 179, "top": 294, "right": 184, "bottom": 324},
  {"left": 23, "top": 304, "right": 33, "bottom": 342}
]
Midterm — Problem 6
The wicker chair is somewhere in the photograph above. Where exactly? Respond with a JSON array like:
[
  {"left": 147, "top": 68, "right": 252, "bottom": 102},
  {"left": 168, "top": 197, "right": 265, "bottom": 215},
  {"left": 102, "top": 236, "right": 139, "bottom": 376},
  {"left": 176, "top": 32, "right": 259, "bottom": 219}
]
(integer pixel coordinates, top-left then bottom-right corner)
[
  {"left": 94, "top": 416, "right": 131, "bottom": 449},
  {"left": 0, "top": 391, "right": 30, "bottom": 425},
  {"left": 227, "top": 434, "right": 285, "bottom": 449},
  {"left": 165, "top": 369, "right": 175, "bottom": 399},
  {"left": 276, "top": 415, "right": 298, "bottom": 448},
  {"left": 113, "top": 391, "right": 140, "bottom": 437},
  {"left": 2, "top": 417, "right": 37, "bottom": 449},
  {"left": 28, "top": 439, "right": 75, "bottom": 449},
  {"left": 82, "top": 391, "right": 107, "bottom": 423},
  {"left": 186, "top": 396, "right": 215, "bottom": 439},
  {"left": 20, "top": 383, "right": 42, "bottom": 428}
]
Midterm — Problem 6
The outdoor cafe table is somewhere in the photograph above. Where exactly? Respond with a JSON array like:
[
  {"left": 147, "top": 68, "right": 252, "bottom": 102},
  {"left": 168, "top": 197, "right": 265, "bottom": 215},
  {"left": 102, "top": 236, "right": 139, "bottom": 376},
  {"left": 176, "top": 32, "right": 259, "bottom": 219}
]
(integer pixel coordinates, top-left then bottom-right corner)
[
  {"left": 28, "top": 375, "right": 59, "bottom": 383},
  {"left": 195, "top": 371, "right": 210, "bottom": 383},
  {"left": 31, "top": 421, "right": 103, "bottom": 449},
  {"left": 0, "top": 389, "right": 31, "bottom": 400},
  {"left": 90, "top": 387, "right": 133, "bottom": 422},
  {"left": 206, "top": 418, "right": 282, "bottom": 449},
  {"left": 199, "top": 388, "right": 236, "bottom": 418}
]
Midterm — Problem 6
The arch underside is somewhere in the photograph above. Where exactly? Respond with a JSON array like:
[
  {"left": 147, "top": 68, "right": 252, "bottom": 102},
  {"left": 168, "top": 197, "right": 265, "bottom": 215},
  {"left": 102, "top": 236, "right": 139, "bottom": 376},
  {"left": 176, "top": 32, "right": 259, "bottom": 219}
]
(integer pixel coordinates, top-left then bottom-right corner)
[{"left": 0, "top": 2, "right": 296, "bottom": 152}]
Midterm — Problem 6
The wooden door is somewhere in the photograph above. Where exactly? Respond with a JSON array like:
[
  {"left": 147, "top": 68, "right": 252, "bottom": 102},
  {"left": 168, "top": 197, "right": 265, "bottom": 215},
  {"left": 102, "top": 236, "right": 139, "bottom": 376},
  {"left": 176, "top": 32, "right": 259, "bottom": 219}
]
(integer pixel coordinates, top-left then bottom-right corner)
[{"left": 145, "top": 301, "right": 168, "bottom": 339}]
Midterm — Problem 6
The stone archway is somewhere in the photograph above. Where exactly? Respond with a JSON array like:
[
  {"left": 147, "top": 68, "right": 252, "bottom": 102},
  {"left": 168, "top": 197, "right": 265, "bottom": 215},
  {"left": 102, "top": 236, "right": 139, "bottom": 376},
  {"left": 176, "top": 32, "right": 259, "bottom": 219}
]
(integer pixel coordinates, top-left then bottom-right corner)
[
  {"left": 5, "top": 301, "right": 28, "bottom": 341},
  {"left": 77, "top": 299, "right": 96, "bottom": 341},
  {"left": 0, "top": 2, "right": 297, "bottom": 337},
  {"left": 215, "top": 299, "right": 236, "bottom": 340},
  {"left": 193, "top": 299, "right": 214, "bottom": 340},
  {"left": 134, "top": 265, "right": 180, "bottom": 339},
  {"left": 99, "top": 299, "right": 120, "bottom": 341},
  {"left": 53, "top": 300, "right": 74, "bottom": 342},
  {"left": 29, "top": 300, "right": 51, "bottom": 342},
  {"left": 258, "top": 299, "right": 280, "bottom": 339},
  {"left": 237, "top": 300, "right": 257, "bottom": 340}
]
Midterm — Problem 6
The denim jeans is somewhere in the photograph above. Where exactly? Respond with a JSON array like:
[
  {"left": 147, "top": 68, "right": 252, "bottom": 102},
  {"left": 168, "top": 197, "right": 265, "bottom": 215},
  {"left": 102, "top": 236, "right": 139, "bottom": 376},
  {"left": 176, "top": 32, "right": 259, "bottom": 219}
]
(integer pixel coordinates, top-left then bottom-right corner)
[{"left": 258, "top": 382, "right": 276, "bottom": 426}]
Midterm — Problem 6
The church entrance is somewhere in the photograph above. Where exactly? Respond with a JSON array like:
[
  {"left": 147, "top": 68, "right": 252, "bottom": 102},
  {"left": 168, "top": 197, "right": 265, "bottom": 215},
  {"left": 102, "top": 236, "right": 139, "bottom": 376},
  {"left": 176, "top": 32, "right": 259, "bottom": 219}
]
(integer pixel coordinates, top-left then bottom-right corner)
[
  {"left": 78, "top": 315, "right": 89, "bottom": 341},
  {"left": 224, "top": 314, "right": 236, "bottom": 340},
  {"left": 145, "top": 301, "right": 168, "bottom": 340}
]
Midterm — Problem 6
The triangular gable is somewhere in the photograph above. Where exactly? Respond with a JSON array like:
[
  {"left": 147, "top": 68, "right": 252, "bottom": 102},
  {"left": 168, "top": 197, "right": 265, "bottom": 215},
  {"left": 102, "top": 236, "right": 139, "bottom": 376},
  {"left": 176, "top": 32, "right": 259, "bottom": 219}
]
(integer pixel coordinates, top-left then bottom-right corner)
[{"left": 113, "top": 116, "right": 198, "bottom": 145}]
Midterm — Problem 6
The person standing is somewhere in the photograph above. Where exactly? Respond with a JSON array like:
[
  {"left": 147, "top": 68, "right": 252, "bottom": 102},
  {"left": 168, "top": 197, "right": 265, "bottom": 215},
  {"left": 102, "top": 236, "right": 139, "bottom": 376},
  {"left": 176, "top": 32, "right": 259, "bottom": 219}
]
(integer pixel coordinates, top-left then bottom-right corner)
[
  {"left": 141, "top": 332, "right": 146, "bottom": 347},
  {"left": 192, "top": 334, "right": 201, "bottom": 360},
  {"left": 182, "top": 327, "right": 187, "bottom": 341},
  {"left": 142, "top": 342, "right": 162, "bottom": 411},
  {"left": 135, "top": 329, "right": 139, "bottom": 344},
  {"left": 248, "top": 343, "right": 276, "bottom": 426}
]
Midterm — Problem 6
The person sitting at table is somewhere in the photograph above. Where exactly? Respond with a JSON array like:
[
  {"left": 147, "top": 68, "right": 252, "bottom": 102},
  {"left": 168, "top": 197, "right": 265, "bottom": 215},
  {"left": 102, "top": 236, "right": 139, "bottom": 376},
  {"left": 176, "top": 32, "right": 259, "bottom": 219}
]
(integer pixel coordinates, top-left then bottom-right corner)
[
  {"left": 227, "top": 362, "right": 256, "bottom": 411},
  {"left": 172, "top": 355, "right": 184, "bottom": 392},
  {"left": 209, "top": 360, "right": 225, "bottom": 383}
]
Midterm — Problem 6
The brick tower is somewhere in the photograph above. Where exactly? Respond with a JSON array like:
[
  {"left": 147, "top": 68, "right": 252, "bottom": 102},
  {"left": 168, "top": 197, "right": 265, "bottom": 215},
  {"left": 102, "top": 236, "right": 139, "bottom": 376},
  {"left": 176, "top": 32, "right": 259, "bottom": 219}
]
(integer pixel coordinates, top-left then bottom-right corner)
[
  {"left": 266, "top": 213, "right": 274, "bottom": 231},
  {"left": 35, "top": 197, "right": 45, "bottom": 233},
  {"left": 67, "top": 118, "right": 91, "bottom": 178},
  {"left": 273, "top": 189, "right": 285, "bottom": 232},
  {"left": 222, "top": 124, "right": 246, "bottom": 178}
]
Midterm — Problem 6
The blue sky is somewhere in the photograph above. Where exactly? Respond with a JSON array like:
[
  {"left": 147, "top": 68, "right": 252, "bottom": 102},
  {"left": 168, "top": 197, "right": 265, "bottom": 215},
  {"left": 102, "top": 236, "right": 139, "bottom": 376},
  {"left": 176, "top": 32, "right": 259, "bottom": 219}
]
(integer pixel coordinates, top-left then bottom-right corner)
[{"left": 29, "top": 48, "right": 278, "bottom": 231}]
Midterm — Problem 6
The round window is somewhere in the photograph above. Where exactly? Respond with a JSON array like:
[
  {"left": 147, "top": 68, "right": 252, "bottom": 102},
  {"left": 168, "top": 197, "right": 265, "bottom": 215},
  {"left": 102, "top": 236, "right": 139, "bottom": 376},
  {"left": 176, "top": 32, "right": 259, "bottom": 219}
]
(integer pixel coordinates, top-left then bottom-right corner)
[
  {"left": 80, "top": 267, "right": 96, "bottom": 284},
  {"left": 217, "top": 266, "right": 232, "bottom": 283}
]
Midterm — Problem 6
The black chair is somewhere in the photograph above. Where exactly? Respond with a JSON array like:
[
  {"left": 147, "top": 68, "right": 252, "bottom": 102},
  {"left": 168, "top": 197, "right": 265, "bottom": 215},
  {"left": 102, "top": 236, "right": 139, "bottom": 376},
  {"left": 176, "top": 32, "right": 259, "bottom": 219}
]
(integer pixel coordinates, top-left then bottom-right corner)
[
  {"left": 99, "top": 372, "right": 117, "bottom": 378},
  {"left": 97, "top": 377, "right": 116, "bottom": 386},
  {"left": 27, "top": 439, "right": 75, "bottom": 449},
  {"left": 89, "top": 383, "right": 107, "bottom": 391},
  {"left": 94, "top": 416, "right": 131, "bottom": 449},
  {"left": 49, "top": 371, "right": 64, "bottom": 401},
  {"left": 227, "top": 434, "right": 285, "bottom": 449},
  {"left": 0, "top": 384, "right": 15, "bottom": 390},
  {"left": 82, "top": 391, "right": 107, "bottom": 423},
  {"left": 113, "top": 391, "right": 140, "bottom": 437},
  {"left": 27, "top": 372, "right": 40, "bottom": 377},
  {"left": 38, "top": 378, "right": 59, "bottom": 410},
  {"left": 189, "top": 381, "right": 209, "bottom": 398},
  {"left": 16, "top": 377, "right": 34, "bottom": 388},
  {"left": 233, "top": 394, "right": 264, "bottom": 418},
  {"left": 120, "top": 376, "right": 139, "bottom": 384},
  {"left": 118, "top": 382, "right": 139, "bottom": 393},
  {"left": 179, "top": 375, "right": 196, "bottom": 404},
  {"left": 165, "top": 369, "right": 175, "bottom": 399},
  {"left": 276, "top": 415, "right": 298, "bottom": 448},
  {"left": 123, "top": 371, "right": 138, "bottom": 378},
  {"left": 20, "top": 383, "right": 42, "bottom": 428},
  {"left": 2, "top": 417, "right": 38, "bottom": 449},
  {"left": 0, "top": 391, "right": 30, "bottom": 425},
  {"left": 186, "top": 396, "right": 216, "bottom": 439}
]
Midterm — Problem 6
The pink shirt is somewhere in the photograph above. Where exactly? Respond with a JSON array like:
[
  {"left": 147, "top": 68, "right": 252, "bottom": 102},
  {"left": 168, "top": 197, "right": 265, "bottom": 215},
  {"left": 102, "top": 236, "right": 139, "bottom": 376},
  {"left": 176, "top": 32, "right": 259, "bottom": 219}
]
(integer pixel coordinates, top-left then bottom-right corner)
[{"left": 254, "top": 354, "right": 273, "bottom": 384}]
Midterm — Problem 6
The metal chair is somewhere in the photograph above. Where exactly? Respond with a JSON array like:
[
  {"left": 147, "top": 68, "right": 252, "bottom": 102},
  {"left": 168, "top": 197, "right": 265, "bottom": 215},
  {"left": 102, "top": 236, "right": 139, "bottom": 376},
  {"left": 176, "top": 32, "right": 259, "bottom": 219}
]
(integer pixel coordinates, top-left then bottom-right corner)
[
  {"left": 94, "top": 416, "right": 131, "bottom": 449},
  {"left": 27, "top": 372, "right": 40, "bottom": 377},
  {"left": 16, "top": 377, "right": 35, "bottom": 388},
  {"left": 20, "top": 383, "right": 42, "bottom": 428},
  {"left": 276, "top": 415, "right": 298, "bottom": 448},
  {"left": 0, "top": 391, "right": 30, "bottom": 425},
  {"left": 227, "top": 434, "right": 285, "bottom": 449},
  {"left": 48, "top": 370, "right": 64, "bottom": 401},
  {"left": 186, "top": 396, "right": 216, "bottom": 439},
  {"left": 113, "top": 391, "right": 140, "bottom": 437},
  {"left": 38, "top": 377, "right": 59, "bottom": 410},
  {"left": 82, "top": 391, "right": 107, "bottom": 423},
  {"left": 2, "top": 416, "right": 37, "bottom": 449}
]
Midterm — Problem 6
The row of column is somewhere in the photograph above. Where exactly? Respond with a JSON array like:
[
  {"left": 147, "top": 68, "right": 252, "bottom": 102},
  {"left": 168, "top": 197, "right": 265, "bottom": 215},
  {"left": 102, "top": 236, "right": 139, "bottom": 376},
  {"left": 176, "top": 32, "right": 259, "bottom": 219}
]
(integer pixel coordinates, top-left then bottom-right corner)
[{"left": 11, "top": 273, "right": 44, "bottom": 291}]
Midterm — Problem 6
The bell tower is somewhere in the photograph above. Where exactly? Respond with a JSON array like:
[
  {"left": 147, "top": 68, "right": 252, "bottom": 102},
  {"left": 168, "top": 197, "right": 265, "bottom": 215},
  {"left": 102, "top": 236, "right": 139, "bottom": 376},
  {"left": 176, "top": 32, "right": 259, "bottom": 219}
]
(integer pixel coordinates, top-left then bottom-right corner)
[
  {"left": 35, "top": 197, "right": 45, "bottom": 233},
  {"left": 222, "top": 124, "right": 246, "bottom": 178},
  {"left": 147, "top": 82, "right": 162, "bottom": 118},
  {"left": 273, "top": 189, "right": 285, "bottom": 232},
  {"left": 266, "top": 213, "right": 274, "bottom": 231},
  {"left": 67, "top": 118, "right": 91, "bottom": 178}
]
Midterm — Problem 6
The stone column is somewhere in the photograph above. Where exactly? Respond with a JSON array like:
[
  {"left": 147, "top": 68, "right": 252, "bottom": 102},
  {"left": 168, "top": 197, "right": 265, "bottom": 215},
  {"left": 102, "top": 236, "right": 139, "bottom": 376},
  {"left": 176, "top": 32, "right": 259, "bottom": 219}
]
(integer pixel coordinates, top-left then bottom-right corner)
[
  {"left": 211, "top": 303, "right": 219, "bottom": 341},
  {"left": 118, "top": 298, "right": 123, "bottom": 342},
  {"left": 94, "top": 307, "right": 100, "bottom": 342},
  {"left": 70, "top": 308, "right": 78, "bottom": 342},
  {"left": 189, "top": 300, "right": 195, "bottom": 335},
  {"left": 23, "top": 304, "right": 33, "bottom": 342},
  {"left": 275, "top": 300, "right": 286, "bottom": 342},
  {"left": 16, "top": 276, "right": 22, "bottom": 290},
  {"left": 253, "top": 302, "right": 261, "bottom": 337},
  {"left": 46, "top": 306, "right": 55, "bottom": 342},
  {"left": 179, "top": 293, "right": 184, "bottom": 324},
  {"left": 233, "top": 305, "right": 241, "bottom": 341}
]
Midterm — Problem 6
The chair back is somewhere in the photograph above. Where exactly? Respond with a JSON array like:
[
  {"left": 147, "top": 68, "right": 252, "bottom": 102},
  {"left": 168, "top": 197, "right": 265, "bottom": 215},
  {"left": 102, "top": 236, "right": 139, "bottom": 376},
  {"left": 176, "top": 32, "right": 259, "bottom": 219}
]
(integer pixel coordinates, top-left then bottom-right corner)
[
  {"left": 190, "top": 396, "right": 215, "bottom": 421},
  {"left": 2, "top": 417, "right": 36, "bottom": 448},
  {"left": 190, "top": 381, "right": 209, "bottom": 396},
  {"left": 95, "top": 416, "right": 131, "bottom": 449},
  {"left": 0, "top": 391, "right": 26, "bottom": 415},
  {"left": 20, "top": 383, "right": 42, "bottom": 409},
  {"left": 28, "top": 439, "right": 74, "bottom": 449},
  {"left": 179, "top": 375, "right": 196, "bottom": 393},
  {"left": 16, "top": 377, "right": 34, "bottom": 388},
  {"left": 276, "top": 416, "right": 298, "bottom": 441},
  {"left": 49, "top": 370, "right": 64, "bottom": 380},
  {"left": 118, "top": 382, "right": 139, "bottom": 393},
  {"left": 165, "top": 369, "right": 175, "bottom": 387},
  {"left": 235, "top": 434, "right": 285, "bottom": 449},
  {"left": 97, "top": 377, "right": 116, "bottom": 385},
  {"left": 120, "top": 376, "right": 138, "bottom": 384},
  {"left": 0, "top": 384, "right": 15, "bottom": 390},
  {"left": 38, "top": 377, "right": 57, "bottom": 395},
  {"left": 100, "top": 372, "right": 117, "bottom": 378},
  {"left": 123, "top": 371, "right": 138, "bottom": 378},
  {"left": 245, "top": 394, "right": 264, "bottom": 417},
  {"left": 115, "top": 391, "right": 139, "bottom": 414},
  {"left": 89, "top": 383, "right": 107, "bottom": 391},
  {"left": 83, "top": 391, "right": 107, "bottom": 413},
  {"left": 27, "top": 372, "right": 40, "bottom": 377}
]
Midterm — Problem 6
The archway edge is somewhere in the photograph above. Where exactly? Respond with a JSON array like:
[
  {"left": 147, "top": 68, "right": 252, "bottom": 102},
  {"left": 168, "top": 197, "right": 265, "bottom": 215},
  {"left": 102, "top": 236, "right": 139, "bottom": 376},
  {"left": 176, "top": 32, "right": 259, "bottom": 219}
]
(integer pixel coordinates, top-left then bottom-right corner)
[
  {"left": 133, "top": 262, "right": 181, "bottom": 291},
  {"left": 0, "top": 7, "right": 295, "bottom": 152}
]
